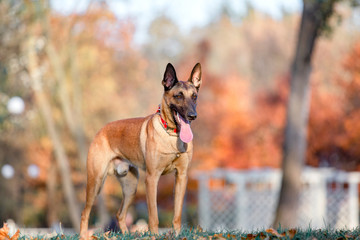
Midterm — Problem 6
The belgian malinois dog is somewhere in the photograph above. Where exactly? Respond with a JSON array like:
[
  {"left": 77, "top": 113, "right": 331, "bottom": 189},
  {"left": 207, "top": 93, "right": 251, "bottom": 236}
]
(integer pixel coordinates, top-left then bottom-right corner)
[{"left": 80, "top": 63, "right": 202, "bottom": 238}]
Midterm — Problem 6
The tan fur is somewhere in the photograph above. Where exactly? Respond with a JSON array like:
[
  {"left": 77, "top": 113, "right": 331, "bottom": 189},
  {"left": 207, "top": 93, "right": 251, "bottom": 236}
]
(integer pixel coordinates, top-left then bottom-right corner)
[{"left": 80, "top": 63, "right": 202, "bottom": 238}]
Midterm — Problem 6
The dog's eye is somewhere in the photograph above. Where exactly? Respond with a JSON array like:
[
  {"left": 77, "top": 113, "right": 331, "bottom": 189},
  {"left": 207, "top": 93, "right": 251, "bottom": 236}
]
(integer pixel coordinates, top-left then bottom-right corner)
[
  {"left": 192, "top": 93, "right": 197, "bottom": 102},
  {"left": 174, "top": 92, "right": 184, "bottom": 100}
]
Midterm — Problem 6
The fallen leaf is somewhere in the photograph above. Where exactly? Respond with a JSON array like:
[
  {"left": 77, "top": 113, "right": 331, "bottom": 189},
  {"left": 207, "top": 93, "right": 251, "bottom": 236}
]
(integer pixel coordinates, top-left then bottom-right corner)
[
  {"left": 227, "top": 233, "right": 237, "bottom": 239},
  {"left": 0, "top": 223, "right": 10, "bottom": 240},
  {"left": 212, "top": 233, "right": 226, "bottom": 240},
  {"left": 0, "top": 223, "right": 20, "bottom": 240},
  {"left": 287, "top": 229, "right": 297, "bottom": 239},
  {"left": 257, "top": 232, "right": 268, "bottom": 240},
  {"left": 265, "top": 228, "right": 285, "bottom": 238},
  {"left": 196, "top": 226, "right": 204, "bottom": 233},
  {"left": 10, "top": 230, "right": 19, "bottom": 240},
  {"left": 246, "top": 233, "right": 256, "bottom": 240}
]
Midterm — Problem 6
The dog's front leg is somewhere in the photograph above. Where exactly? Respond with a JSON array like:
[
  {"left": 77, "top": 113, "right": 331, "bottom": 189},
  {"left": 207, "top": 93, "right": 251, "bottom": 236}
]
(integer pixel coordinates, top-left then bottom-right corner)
[
  {"left": 146, "top": 171, "right": 161, "bottom": 234},
  {"left": 173, "top": 168, "right": 188, "bottom": 234}
]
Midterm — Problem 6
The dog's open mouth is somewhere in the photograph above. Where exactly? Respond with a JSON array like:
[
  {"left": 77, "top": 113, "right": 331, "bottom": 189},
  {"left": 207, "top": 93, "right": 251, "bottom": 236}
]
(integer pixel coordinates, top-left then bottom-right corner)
[{"left": 174, "top": 111, "right": 193, "bottom": 143}]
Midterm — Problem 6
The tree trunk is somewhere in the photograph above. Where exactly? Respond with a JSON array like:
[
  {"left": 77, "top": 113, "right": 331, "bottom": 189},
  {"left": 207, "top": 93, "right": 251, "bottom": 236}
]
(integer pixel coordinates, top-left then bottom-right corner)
[
  {"left": 43, "top": 8, "right": 110, "bottom": 229},
  {"left": 27, "top": 37, "right": 81, "bottom": 231},
  {"left": 68, "top": 41, "right": 88, "bottom": 166},
  {"left": 46, "top": 161, "right": 58, "bottom": 227},
  {"left": 273, "top": 0, "right": 337, "bottom": 228},
  {"left": 68, "top": 40, "right": 110, "bottom": 229},
  {"left": 46, "top": 42, "right": 89, "bottom": 166},
  {"left": 40, "top": 0, "right": 88, "bottom": 167},
  {"left": 35, "top": 82, "right": 81, "bottom": 231}
]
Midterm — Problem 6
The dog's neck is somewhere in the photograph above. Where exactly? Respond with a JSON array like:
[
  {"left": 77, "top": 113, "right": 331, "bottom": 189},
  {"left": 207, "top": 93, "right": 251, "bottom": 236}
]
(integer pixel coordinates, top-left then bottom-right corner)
[
  {"left": 158, "top": 102, "right": 188, "bottom": 152},
  {"left": 160, "top": 98, "right": 177, "bottom": 130}
]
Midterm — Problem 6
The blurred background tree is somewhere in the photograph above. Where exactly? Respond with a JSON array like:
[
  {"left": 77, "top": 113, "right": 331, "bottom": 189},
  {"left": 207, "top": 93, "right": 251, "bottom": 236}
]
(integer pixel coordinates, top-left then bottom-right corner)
[{"left": 274, "top": 0, "right": 342, "bottom": 228}]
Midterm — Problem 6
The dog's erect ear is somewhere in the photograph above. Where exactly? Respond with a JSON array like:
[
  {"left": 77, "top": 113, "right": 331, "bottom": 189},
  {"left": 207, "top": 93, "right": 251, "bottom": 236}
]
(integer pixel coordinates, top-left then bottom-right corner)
[
  {"left": 188, "top": 63, "right": 202, "bottom": 91},
  {"left": 162, "top": 63, "right": 178, "bottom": 91}
]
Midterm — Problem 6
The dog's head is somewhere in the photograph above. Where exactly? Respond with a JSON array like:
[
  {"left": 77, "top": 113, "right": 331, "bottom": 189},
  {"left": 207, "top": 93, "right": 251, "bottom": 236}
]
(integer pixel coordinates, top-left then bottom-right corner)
[{"left": 161, "top": 63, "right": 202, "bottom": 143}]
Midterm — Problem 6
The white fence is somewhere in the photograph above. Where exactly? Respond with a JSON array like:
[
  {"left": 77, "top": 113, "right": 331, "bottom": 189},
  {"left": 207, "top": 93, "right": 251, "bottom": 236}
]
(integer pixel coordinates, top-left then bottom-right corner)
[{"left": 196, "top": 167, "right": 360, "bottom": 231}]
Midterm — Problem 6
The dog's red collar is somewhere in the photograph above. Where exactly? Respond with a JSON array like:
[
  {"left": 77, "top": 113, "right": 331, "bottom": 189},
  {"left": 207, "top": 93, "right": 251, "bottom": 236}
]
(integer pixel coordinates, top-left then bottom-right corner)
[{"left": 156, "top": 105, "right": 178, "bottom": 133}]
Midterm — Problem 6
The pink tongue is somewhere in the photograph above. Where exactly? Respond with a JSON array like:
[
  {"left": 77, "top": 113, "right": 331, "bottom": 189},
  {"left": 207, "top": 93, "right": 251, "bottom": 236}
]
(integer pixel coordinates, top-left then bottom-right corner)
[{"left": 178, "top": 115, "right": 193, "bottom": 143}]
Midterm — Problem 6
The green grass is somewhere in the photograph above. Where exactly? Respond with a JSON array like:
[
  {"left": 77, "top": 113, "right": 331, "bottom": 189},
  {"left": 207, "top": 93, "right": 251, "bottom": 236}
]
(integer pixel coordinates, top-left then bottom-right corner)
[{"left": 17, "top": 227, "right": 360, "bottom": 240}]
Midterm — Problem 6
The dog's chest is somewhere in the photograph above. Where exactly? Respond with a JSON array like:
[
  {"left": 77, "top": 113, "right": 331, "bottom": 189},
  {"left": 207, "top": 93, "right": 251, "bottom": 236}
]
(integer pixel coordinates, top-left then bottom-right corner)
[
  {"left": 142, "top": 116, "right": 193, "bottom": 174},
  {"left": 161, "top": 151, "right": 188, "bottom": 175},
  {"left": 150, "top": 116, "right": 190, "bottom": 152},
  {"left": 155, "top": 133, "right": 191, "bottom": 175}
]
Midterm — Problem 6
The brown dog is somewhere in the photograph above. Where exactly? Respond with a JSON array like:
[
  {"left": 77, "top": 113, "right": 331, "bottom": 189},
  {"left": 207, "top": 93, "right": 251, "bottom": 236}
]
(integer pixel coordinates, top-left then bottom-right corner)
[{"left": 80, "top": 63, "right": 202, "bottom": 238}]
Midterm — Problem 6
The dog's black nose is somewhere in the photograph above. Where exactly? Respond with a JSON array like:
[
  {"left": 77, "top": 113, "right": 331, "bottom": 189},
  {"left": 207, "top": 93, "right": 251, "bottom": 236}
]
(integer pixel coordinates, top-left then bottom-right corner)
[{"left": 188, "top": 113, "right": 197, "bottom": 120}]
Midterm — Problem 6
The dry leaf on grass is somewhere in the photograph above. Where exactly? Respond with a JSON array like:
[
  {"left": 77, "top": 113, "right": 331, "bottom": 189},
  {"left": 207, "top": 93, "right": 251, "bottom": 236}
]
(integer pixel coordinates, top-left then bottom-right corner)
[
  {"left": 226, "top": 233, "right": 237, "bottom": 239},
  {"left": 287, "top": 229, "right": 297, "bottom": 239},
  {"left": 196, "top": 226, "right": 204, "bottom": 233},
  {"left": 265, "top": 228, "right": 285, "bottom": 238},
  {"left": 245, "top": 233, "right": 256, "bottom": 240},
  {"left": 212, "top": 233, "right": 227, "bottom": 240},
  {"left": 0, "top": 223, "right": 20, "bottom": 240},
  {"left": 265, "top": 228, "right": 297, "bottom": 239},
  {"left": 257, "top": 232, "right": 268, "bottom": 240}
]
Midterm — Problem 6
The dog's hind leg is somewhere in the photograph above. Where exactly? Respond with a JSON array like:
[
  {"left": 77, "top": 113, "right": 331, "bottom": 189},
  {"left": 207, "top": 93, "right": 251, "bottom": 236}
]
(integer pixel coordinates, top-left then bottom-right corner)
[
  {"left": 80, "top": 154, "right": 110, "bottom": 238},
  {"left": 116, "top": 165, "right": 139, "bottom": 233}
]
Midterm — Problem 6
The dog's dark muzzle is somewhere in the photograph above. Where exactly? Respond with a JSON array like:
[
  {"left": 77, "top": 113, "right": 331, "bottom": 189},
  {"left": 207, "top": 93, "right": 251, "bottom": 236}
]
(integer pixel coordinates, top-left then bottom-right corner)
[{"left": 187, "top": 112, "right": 197, "bottom": 121}]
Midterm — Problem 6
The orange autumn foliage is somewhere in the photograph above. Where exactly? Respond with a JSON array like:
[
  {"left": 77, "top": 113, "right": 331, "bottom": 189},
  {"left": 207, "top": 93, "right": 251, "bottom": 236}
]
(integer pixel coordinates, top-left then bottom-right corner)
[
  {"left": 192, "top": 73, "right": 288, "bottom": 170},
  {"left": 193, "top": 39, "right": 360, "bottom": 171},
  {"left": 307, "top": 41, "right": 360, "bottom": 169},
  {"left": 336, "top": 42, "right": 360, "bottom": 167}
]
